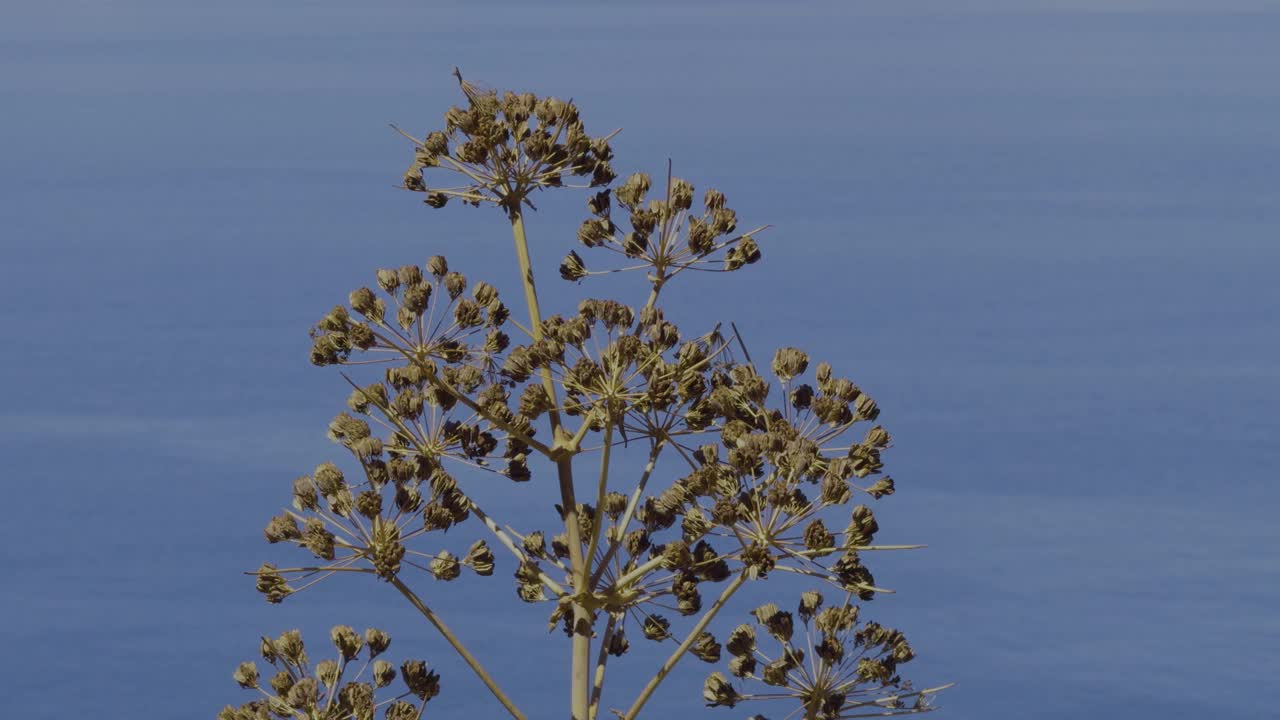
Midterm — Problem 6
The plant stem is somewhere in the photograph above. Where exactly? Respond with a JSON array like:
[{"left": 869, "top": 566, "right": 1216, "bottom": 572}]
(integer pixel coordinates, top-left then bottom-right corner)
[
  {"left": 621, "top": 572, "right": 748, "bottom": 720},
  {"left": 588, "top": 614, "right": 617, "bottom": 720},
  {"left": 508, "top": 207, "right": 592, "bottom": 720},
  {"left": 389, "top": 577, "right": 526, "bottom": 720}
]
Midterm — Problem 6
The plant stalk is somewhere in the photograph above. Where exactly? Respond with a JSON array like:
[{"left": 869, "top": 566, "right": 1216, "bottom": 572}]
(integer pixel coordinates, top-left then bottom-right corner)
[
  {"left": 509, "top": 207, "right": 592, "bottom": 720},
  {"left": 389, "top": 577, "right": 526, "bottom": 720},
  {"left": 622, "top": 572, "right": 748, "bottom": 720}
]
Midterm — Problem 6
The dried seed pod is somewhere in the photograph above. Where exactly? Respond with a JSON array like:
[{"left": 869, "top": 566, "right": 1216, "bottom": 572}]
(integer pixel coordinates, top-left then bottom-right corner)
[
  {"left": 771, "top": 347, "right": 809, "bottom": 381},
  {"left": 866, "top": 476, "right": 896, "bottom": 499},
  {"left": 606, "top": 628, "right": 630, "bottom": 657},
  {"left": 444, "top": 272, "right": 467, "bottom": 300},
  {"left": 372, "top": 659, "right": 396, "bottom": 688},
  {"left": 269, "top": 669, "right": 293, "bottom": 695},
  {"left": 365, "top": 628, "right": 391, "bottom": 657},
  {"left": 426, "top": 255, "right": 449, "bottom": 278},
  {"left": 690, "top": 631, "right": 721, "bottom": 663},
  {"left": 400, "top": 660, "right": 441, "bottom": 701},
  {"left": 369, "top": 518, "right": 405, "bottom": 579},
  {"left": 641, "top": 614, "right": 671, "bottom": 641},
  {"left": 560, "top": 251, "right": 588, "bottom": 281},
  {"left": 385, "top": 700, "right": 419, "bottom": 720},
  {"left": 233, "top": 661, "right": 259, "bottom": 689},
  {"left": 803, "top": 518, "right": 834, "bottom": 556},
  {"left": 465, "top": 539, "right": 495, "bottom": 576},
  {"left": 703, "top": 672, "right": 739, "bottom": 707},
  {"left": 330, "top": 625, "right": 362, "bottom": 661},
  {"left": 798, "top": 590, "right": 824, "bottom": 623},
  {"left": 728, "top": 654, "right": 756, "bottom": 678},
  {"left": 285, "top": 677, "right": 319, "bottom": 709},
  {"left": 275, "top": 629, "right": 307, "bottom": 665},
  {"left": 432, "top": 550, "right": 463, "bottom": 579},
  {"left": 315, "top": 659, "right": 340, "bottom": 688},
  {"left": 263, "top": 514, "right": 301, "bottom": 544}
]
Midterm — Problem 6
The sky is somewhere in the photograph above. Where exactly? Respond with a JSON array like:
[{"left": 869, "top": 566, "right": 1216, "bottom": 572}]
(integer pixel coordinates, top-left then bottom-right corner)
[{"left": 2, "top": 1, "right": 1278, "bottom": 718}]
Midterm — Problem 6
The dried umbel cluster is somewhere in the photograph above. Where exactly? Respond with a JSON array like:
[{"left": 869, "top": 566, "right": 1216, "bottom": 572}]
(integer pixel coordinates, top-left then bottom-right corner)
[
  {"left": 220, "top": 627, "right": 441, "bottom": 720},
  {"left": 227, "top": 73, "right": 945, "bottom": 720},
  {"left": 703, "top": 591, "right": 946, "bottom": 719},
  {"left": 561, "top": 170, "right": 768, "bottom": 294},
  {"left": 398, "top": 69, "right": 616, "bottom": 213}
]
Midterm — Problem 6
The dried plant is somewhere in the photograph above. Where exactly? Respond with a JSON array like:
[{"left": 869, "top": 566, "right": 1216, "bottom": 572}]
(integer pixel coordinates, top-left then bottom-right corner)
[{"left": 220, "top": 70, "right": 950, "bottom": 720}]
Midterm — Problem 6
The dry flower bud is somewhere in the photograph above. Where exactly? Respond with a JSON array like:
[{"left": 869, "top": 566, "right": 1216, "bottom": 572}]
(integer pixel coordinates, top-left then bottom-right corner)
[
  {"left": 313, "top": 462, "right": 346, "bottom": 495},
  {"left": 233, "top": 661, "right": 259, "bottom": 689},
  {"left": 370, "top": 518, "right": 405, "bottom": 579},
  {"left": 704, "top": 188, "right": 726, "bottom": 211},
  {"left": 431, "top": 550, "right": 462, "bottom": 581},
  {"left": 385, "top": 701, "right": 418, "bottom": 720},
  {"left": 726, "top": 624, "right": 755, "bottom": 657},
  {"left": 559, "top": 251, "right": 588, "bottom": 281},
  {"left": 397, "top": 264, "right": 423, "bottom": 287},
  {"left": 263, "top": 514, "right": 300, "bottom": 544},
  {"left": 444, "top": 272, "right": 467, "bottom": 299},
  {"left": 315, "top": 659, "right": 340, "bottom": 688},
  {"left": 339, "top": 682, "right": 375, "bottom": 716},
  {"left": 303, "top": 519, "right": 336, "bottom": 560},
  {"left": 426, "top": 255, "right": 448, "bottom": 278},
  {"left": 402, "top": 282, "right": 431, "bottom": 314},
  {"left": 355, "top": 490, "right": 382, "bottom": 519},
  {"left": 587, "top": 189, "right": 610, "bottom": 216},
  {"left": 820, "top": 474, "right": 852, "bottom": 505},
  {"left": 365, "top": 628, "right": 391, "bottom": 657},
  {"left": 275, "top": 629, "right": 307, "bottom": 665},
  {"left": 465, "top": 539, "right": 495, "bottom": 575},
  {"left": 372, "top": 659, "right": 396, "bottom": 688},
  {"left": 641, "top": 614, "right": 671, "bottom": 641},
  {"left": 400, "top": 660, "right": 441, "bottom": 701},
  {"left": 761, "top": 658, "right": 790, "bottom": 687},
  {"left": 670, "top": 177, "right": 694, "bottom": 210},
  {"left": 846, "top": 505, "right": 880, "bottom": 546},
  {"left": 376, "top": 268, "right": 400, "bottom": 293},
  {"left": 771, "top": 347, "right": 809, "bottom": 381},
  {"left": 799, "top": 590, "right": 824, "bottom": 622},
  {"left": 866, "top": 476, "right": 896, "bottom": 499},
  {"left": 616, "top": 172, "right": 651, "bottom": 209},
  {"left": 286, "top": 678, "right": 318, "bottom": 709},
  {"left": 803, "top": 519, "right": 834, "bottom": 556},
  {"left": 268, "top": 670, "right": 293, "bottom": 695},
  {"left": 703, "top": 672, "right": 739, "bottom": 707},
  {"left": 330, "top": 625, "right": 363, "bottom": 661},
  {"left": 453, "top": 299, "right": 483, "bottom": 327},
  {"left": 690, "top": 631, "right": 722, "bottom": 663},
  {"left": 755, "top": 603, "right": 794, "bottom": 643},
  {"left": 255, "top": 563, "right": 292, "bottom": 604},
  {"left": 292, "top": 476, "right": 319, "bottom": 511},
  {"left": 259, "top": 636, "right": 278, "bottom": 664},
  {"left": 607, "top": 629, "right": 630, "bottom": 656}
]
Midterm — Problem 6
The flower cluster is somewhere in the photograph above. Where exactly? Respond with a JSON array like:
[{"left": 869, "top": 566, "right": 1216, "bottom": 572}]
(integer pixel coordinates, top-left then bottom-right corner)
[
  {"left": 219, "top": 626, "right": 441, "bottom": 720},
  {"left": 702, "top": 591, "right": 947, "bottom": 718},
  {"left": 586, "top": 343, "right": 906, "bottom": 639},
  {"left": 225, "top": 73, "right": 945, "bottom": 720},
  {"left": 399, "top": 69, "right": 616, "bottom": 212},
  {"left": 561, "top": 171, "right": 767, "bottom": 293}
]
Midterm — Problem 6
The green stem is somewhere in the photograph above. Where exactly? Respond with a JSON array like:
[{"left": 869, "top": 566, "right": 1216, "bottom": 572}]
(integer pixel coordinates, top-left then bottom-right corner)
[{"left": 389, "top": 577, "right": 526, "bottom": 720}]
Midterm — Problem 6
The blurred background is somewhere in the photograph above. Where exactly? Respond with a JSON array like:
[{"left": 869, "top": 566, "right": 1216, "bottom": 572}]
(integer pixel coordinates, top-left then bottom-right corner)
[{"left": 2, "top": 2, "right": 1277, "bottom": 718}]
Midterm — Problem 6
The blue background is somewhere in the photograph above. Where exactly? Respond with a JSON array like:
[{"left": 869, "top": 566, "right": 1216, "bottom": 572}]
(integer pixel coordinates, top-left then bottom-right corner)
[{"left": 2, "top": 2, "right": 1277, "bottom": 718}]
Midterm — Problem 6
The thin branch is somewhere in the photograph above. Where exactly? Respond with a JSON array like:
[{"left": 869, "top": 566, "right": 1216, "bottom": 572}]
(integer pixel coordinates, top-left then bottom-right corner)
[
  {"left": 621, "top": 571, "right": 749, "bottom": 720},
  {"left": 388, "top": 577, "right": 527, "bottom": 720}
]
